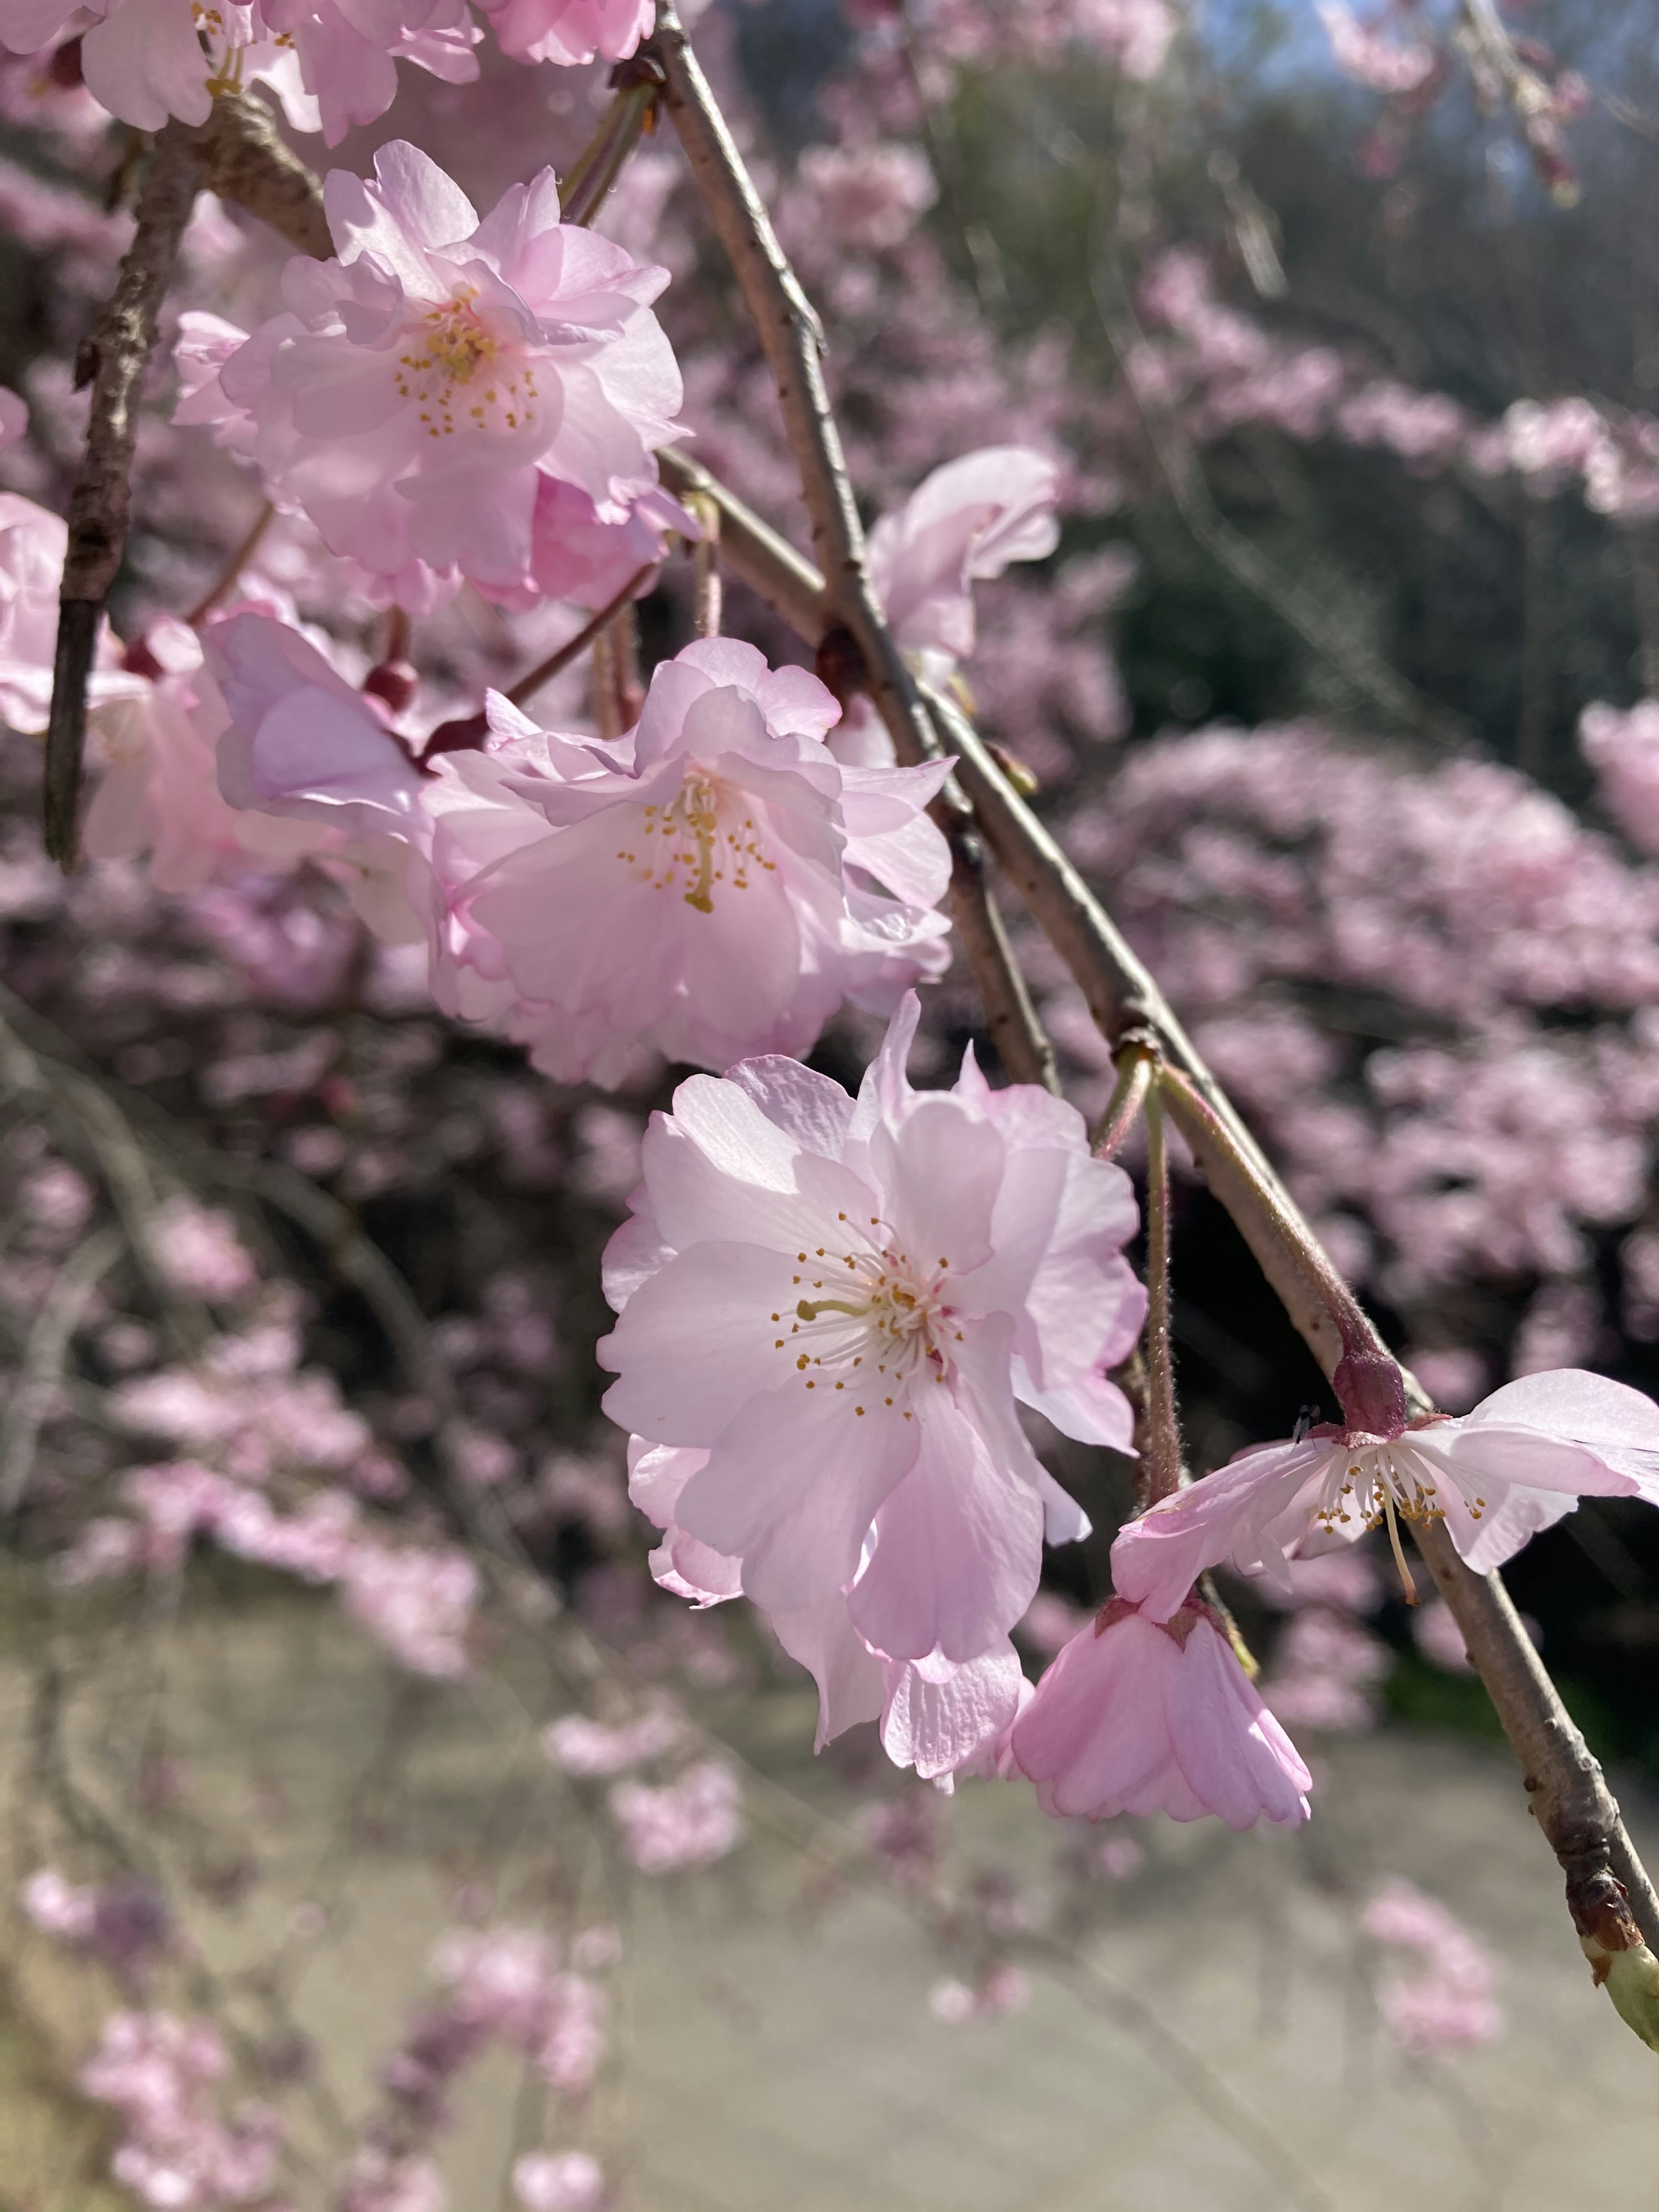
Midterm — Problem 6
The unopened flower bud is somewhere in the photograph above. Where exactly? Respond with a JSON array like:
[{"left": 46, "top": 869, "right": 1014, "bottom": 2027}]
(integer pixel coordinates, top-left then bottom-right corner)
[
  {"left": 1334, "top": 1347, "right": 1408, "bottom": 1440},
  {"left": 362, "top": 659, "right": 419, "bottom": 716}
]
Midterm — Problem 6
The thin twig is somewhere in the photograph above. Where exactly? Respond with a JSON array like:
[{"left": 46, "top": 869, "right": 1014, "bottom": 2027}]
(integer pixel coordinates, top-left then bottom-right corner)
[
  {"left": 46, "top": 123, "right": 202, "bottom": 866},
  {"left": 186, "top": 499, "right": 274, "bottom": 626},
  {"left": 0, "top": 1226, "right": 123, "bottom": 1517},
  {"left": 503, "top": 564, "right": 657, "bottom": 711},
  {"left": 644, "top": 0, "right": 939, "bottom": 773},
  {"left": 559, "top": 64, "right": 666, "bottom": 229}
]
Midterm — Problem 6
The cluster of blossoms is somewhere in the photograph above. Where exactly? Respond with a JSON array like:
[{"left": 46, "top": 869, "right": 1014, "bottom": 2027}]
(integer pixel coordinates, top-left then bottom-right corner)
[
  {"left": 1132, "top": 247, "right": 1659, "bottom": 517},
  {"left": 76, "top": 2011, "right": 285, "bottom": 2211},
  {"left": 1362, "top": 1878, "right": 1505, "bottom": 2055},
  {"left": 0, "top": 0, "right": 651, "bottom": 140}
]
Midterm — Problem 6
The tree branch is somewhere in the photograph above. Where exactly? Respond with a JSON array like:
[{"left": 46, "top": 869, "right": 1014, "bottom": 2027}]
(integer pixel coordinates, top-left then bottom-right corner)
[{"left": 45, "top": 123, "right": 202, "bottom": 866}]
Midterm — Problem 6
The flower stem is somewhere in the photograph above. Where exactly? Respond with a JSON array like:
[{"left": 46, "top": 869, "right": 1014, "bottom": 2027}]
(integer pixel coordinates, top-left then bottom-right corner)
[
  {"left": 1092, "top": 1036, "right": 1155, "bottom": 1160},
  {"left": 1142, "top": 1083, "right": 1183, "bottom": 1508},
  {"left": 186, "top": 499, "right": 273, "bottom": 626},
  {"left": 504, "top": 563, "right": 657, "bottom": 712},
  {"left": 559, "top": 66, "right": 665, "bottom": 231},
  {"left": 689, "top": 492, "right": 722, "bottom": 637}
]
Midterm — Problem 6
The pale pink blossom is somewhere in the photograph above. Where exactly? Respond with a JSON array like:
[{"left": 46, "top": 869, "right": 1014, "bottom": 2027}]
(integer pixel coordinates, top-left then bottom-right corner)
[
  {"left": 794, "top": 143, "right": 938, "bottom": 253},
  {"left": 1362, "top": 1878, "right": 1504, "bottom": 2055},
  {"left": 1316, "top": 2, "right": 1435, "bottom": 95},
  {"left": 834, "top": 446, "right": 1060, "bottom": 766},
  {"left": 0, "top": 385, "right": 24, "bottom": 450},
  {"left": 464, "top": 638, "right": 955, "bottom": 1081},
  {"left": 0, "top": 0, "right": 479, "bottom": 139},
  {"left": 512, "top": 2151, "right": 607, "bottom": 2212},
  {"left": 607, "top": 1758, "right": 744, "bottom": 1872},
  {"left": 1582, "top": 698, "right": 1659, "bottom": 856},
  {"left": 341, "top": 1540, "right": 479, "bottom": 1677},
  {"left": 868, "top": 445, "right": 1059, "bottom": 667},
  {"left": 79, "top": 2010, "right": 284, "bottom": 2209},
  {"left": 1007, "top": 1596, "right": 1313, "bottom": 1830},
  {"left": 542, "top": 1704, "right": 684, "bottom": 1776},
  {"left": 1112, "top": 1369, "right": 1659, "bottom": 1613},
  {"left": 603, "top": 992, "right": 1142, "bottom": 1726},
  {"left": 1259, "top": 1607, "right": 1392, "bottom": 1733},
  {"left": 478, "top": 0, "right": 650, "bottom": 66},
  {"left": 0, "top": 490, "right": 141, "bottom": 733},
  {"left": 148, "top": 1197, "right": 259, "bottom": 1301},
  {"left": 206, "top": 142, "right": 684, "bottom": 604},
  {"left": 928, "top": 1962, "right": 1030, "bottom": 2026}
]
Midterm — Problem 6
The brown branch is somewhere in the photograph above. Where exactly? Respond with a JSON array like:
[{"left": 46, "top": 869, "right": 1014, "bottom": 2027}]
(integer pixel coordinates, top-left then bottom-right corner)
[
  {"left": 45, "top": 122, "right": 202, "bottom": 866},
  {"left": 644, "top": 1, "right": 939, "bottom": 776},
  {"left": 193, "top": 91, "right": 331, "bottom": 258}
]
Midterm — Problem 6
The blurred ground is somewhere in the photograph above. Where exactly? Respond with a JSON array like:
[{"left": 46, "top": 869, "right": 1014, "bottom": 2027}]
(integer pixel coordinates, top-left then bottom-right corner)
[{"left": 3, "top": 1573, "right": 1657, "bottom": 2212}]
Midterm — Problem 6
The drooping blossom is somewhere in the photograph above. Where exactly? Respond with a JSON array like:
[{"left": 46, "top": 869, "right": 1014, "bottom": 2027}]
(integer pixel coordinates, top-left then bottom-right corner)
[
  {"left": 477, "top": 0, "right": 651, "bottom": 66},
  {"left": 833, "top": 446, "right": 1059, "bottom": 765},
  {"left": 1112, "top": 1369, "right": 1659, "bottom": 1614},
  {"left": 463, "top": 638, "right": 956, "bottom": 1081},
  {"left": 1006, "top": 1596, "right": 1313, "bottom": 1831},
  {"left": 603, "top": 991, "right": 1144, "bottom": 1776},
  {"left": 0, "top": 0, "right": 479, "bottom": 140},
  {"left": 194, "top": 143, "right": 684, "bottom": 606}
]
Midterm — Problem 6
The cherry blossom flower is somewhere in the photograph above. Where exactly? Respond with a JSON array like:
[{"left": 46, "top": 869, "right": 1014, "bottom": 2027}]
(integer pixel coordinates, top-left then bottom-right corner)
[
  {"left": 0, "top": 385, "right": 24, "bottom": 449},
  {"left": 1006, "top": 1596, "right": 1313, "bottom": 1830},
  {"left": 0, "top": 0, "right": 479, "bottom": 139},
  {"left": 1112, "top": 1369, "right": 1659, "bottom": 1615},
  {"left": 833, "top": 446, "right": 1059, "bottom": 765},
  {"left": 464, "top": 638, "right": 955, "bottom": 1081},
  {"left": 477, "top": 0, "right": 651, "bottom": 67},
  {"left": 0, "top": 490, "right": 142, "bottom": 733},
  {"left": 204, "top": 142, "right": 684, "bottom": 605},
  {"left": 604, "top": 993, "right": 1143, "bottom": 1775}
]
